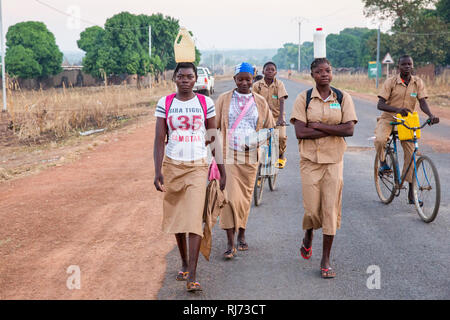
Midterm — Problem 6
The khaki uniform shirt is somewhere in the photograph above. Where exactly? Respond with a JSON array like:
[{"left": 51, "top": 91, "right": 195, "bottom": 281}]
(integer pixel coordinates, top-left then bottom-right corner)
[
  {"left": 290, "top": 88, "right": 358, "bottom": 164},
  {"left": 252, "top": 78, "right": 288, "bottom": 119},
  {"left": 378, "top": 74, "right": 428, "bottom": 120}
]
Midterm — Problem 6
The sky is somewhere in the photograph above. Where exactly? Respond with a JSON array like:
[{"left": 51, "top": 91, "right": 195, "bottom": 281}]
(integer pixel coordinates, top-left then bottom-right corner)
[{"left": 3, "top": 0, "right": 390, "bottom": 52}]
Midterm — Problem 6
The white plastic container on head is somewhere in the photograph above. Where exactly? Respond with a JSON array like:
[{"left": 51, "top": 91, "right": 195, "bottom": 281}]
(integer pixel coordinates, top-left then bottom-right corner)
[
  {"left": 174, "top": 27, "right": 196, "bottom": 63},
  {"left": 313, "top": 27, "right": 326, "bottom": 58}
]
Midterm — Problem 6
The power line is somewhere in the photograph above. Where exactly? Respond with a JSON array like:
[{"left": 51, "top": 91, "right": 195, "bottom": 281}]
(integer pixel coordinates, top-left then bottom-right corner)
[
  {"left": 34, "top": 0, "right": 154, "bottom": 31},
  {"left": 394, "top": 30, "right": 450, "bottom": 36}
]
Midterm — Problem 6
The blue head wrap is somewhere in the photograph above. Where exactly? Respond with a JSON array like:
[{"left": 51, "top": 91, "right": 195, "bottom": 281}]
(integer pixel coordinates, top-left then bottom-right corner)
[{"left": 234, "top": 62, "right": 254, "bottom": 76}]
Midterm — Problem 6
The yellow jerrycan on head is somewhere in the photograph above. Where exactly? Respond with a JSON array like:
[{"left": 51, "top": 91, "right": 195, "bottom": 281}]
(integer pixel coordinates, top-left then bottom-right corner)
[
  {"left": 396, "top": 111, "right": 421, "bottom": 140},
  {"left": 174, "top": 27, "right": 196, "bottom": 63}
]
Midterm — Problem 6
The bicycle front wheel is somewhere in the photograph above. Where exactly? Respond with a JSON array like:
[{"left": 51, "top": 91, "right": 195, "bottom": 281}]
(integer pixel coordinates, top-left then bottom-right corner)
[
  {"left": 413, "top": 155, "right": 441, "bottom": 223},
  {"left": 268, "top": 172, "right": 278, "bottom": 191},
  {"left": 374, "top": 151, "right": 397, "bottom": 204},
  {"left": 254, "top": 163, "right": 265, "bottom": 206}
]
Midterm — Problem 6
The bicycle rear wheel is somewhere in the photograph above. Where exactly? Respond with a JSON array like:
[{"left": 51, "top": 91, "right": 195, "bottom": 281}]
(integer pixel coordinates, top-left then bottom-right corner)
[
  {"left": 413, "top": 155, "right": 440, "bottom": 223},
  {"left": 374, "top": 151, "right": 397, "bottom": 204},
  {"left": 254, "top": 163, "right": 265, "bottom": 206}
]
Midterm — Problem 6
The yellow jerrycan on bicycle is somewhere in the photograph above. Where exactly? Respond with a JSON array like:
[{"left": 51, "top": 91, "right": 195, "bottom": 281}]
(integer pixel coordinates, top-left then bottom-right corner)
[
  {"left": 174, "top": 27, "right": 196, "bottom": 63},
  {"left": 395, "top": 111, "right": 421, "bottom": 140}
]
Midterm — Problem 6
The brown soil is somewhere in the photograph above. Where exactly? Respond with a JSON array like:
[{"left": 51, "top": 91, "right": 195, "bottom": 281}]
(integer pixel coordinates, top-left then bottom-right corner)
[{"left": 0, "top": 115, "right": 175, "bottom": 299}]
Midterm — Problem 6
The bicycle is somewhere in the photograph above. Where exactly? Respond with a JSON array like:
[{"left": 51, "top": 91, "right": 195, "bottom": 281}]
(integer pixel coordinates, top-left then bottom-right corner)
[
  {"left": 374, "top": 117, "right": 441, "bottom": 223},
  {"left": 253, "top": 125, "right": 288, "bottom": 206}
]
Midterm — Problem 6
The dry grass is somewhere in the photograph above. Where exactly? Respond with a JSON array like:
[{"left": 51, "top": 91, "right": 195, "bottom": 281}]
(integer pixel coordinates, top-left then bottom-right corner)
[
  {"left": 3, "top": 82, "right": 175, "bottom": 143},
  {"left": 291, "top": 70, "right": 450, "bottom": 108}
]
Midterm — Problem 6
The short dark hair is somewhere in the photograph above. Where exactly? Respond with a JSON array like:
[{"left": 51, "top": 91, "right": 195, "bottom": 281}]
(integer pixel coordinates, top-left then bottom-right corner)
[
  {"left": 263, "top": 61, "right": 277, "bottom": 70},
  {"left": 398, "top": 55, "right": 413, "bottom": 65},
  {"left": 173, "top": 62, "right": 197, "bottom": 80},
  {"left": 310, "top": 58, "right": 331, "bottom": 72}
]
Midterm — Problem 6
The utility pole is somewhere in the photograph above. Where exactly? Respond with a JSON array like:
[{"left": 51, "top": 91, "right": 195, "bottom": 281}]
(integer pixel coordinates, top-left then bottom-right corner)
[
  {"left": 148, "top": 25, "right": 152, "bottom": 89},
  {"left": 293, "top": 17, "right": 308, "bottom": 73},
  {"left": 0, "top": 0, "right": 7, "bottom": 112},
  {"left": 298, "top": 21, "right": 301, "bottom": 73},
  {"left": 212, "top": 47, "right": 215, "bottom": 75},
  {"left": 376, "top": 26, "right": 380, "bottom": 89}
]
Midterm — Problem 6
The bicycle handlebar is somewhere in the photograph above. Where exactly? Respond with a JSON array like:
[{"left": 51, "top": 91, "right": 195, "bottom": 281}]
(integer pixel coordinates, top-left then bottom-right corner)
[{"left": 390, "top": 118, "right": 431, "bottom": 130}]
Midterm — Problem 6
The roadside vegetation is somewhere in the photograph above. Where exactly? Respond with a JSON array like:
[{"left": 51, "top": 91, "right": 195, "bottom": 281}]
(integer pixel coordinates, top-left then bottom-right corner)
[{"left": 6, "top": 82, "right": 174, "bottom": 143}]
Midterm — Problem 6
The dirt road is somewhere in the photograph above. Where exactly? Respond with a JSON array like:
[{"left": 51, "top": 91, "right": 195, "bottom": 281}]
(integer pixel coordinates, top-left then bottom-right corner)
[
  {"left": 0, "top": 116, "right": 175, "bottom": 299},
  {"left": 1, "top": 79, "right": 449, "bottom": 300}
]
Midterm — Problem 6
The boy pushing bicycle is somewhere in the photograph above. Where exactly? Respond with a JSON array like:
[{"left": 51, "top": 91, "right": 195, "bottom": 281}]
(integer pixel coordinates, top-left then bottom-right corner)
[{"left": 374, "top": 55, "right": 439, "bottom": 204}]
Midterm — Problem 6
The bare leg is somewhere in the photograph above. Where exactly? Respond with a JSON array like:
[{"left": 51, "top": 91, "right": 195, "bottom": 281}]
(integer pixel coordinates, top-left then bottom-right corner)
[
  {"left": 175, "top": 233, "right": 188, "bottom": 272},
  {"left": 237, "top": 228, "right": 246, "bottom": 243},
  {"left": 300, "top": 228, "right": 313, "bottom": 258},
  {"left": 321, "top": 234, "right": 334, "bottom": 268},
  {"left": 303, "top": 229, "right": 313, "bottom": 248},
  {"left": 225, "top": 228, "right": 235, "bottom": 252},
  {"left": 187, "top": 233, "right": 202, "bottom": 282}
]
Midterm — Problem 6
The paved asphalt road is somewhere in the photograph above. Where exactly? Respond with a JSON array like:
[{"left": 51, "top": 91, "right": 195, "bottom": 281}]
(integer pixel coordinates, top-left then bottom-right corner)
[{"left": 158, "top": 78, "right": 450, "bottom": 300}]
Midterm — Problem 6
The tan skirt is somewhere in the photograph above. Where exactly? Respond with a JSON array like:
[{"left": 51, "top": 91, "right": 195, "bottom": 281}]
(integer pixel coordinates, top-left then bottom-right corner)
[
  {"left": 300, "top": 159, "right": 343, "bottom": 236},
  {"left": 161, "top": 157, "right": 208, "bottom": 237},
  {"left": 219, "top": 151, "right": 259, "bottom": 230}
]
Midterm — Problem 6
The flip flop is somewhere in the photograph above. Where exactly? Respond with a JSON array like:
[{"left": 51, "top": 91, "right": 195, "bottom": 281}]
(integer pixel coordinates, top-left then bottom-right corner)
[
  {"left": 186, "top": 281, "right": 202, "bottom": 292},
  {"left": 320, "top": 267, "right": 336, "bottom": 279},
  {"left": 223, "top": 247, "right": 237, "bottom": 259},
  {"left": 300, "top": 241, "right": 312, "bottom": 260},
  {"left": 237, "top": 241, "right": 248, "bottom": 251},
  {"left": 176, "top": 271, "right": 189, "bottom": 281},
  {"left": 275, "top": 158, "right": 287, "bottom": 169}
]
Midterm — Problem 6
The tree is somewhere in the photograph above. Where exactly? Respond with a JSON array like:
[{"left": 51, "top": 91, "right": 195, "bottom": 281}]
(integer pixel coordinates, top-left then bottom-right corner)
[
  {"left": 362, "top": 0, "right": 436, "bottom": 31},
  {"left": 78, "top": 12, "right": 201, "bottom": 83},
  {"left": 326, "top": 33, "right": 360, "bottom": 68},
  {"left": 77, "top": 26, "right": 108, "bottom": 78},
  {"left": 363, "top": 0, "right": 450, "bottom": 66},
  {"left": 5, "top": 21, "right": 63, "bottom": 79},
  {"left": 4, "top": 45, "right": 42, "bottom": 78},
  {"left": 435, "top": 0, "right": 450, "bottom": 23},
  {"left": 272, "top": 42, "right": 313, "bottom": 71}
]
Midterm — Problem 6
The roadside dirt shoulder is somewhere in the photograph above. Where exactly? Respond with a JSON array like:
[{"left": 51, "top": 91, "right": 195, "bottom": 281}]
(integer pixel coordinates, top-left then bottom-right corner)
[{"left": 0, "top": 115, "right": 175, "bottom": 299}]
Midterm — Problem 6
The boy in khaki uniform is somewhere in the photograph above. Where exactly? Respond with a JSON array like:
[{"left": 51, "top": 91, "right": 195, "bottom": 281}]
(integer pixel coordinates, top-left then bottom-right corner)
[
  {"left": 252, "top": 61, "right": 289, "bottom": 168},
  {"left": 290, "top": 58, "right": 357, "bottom": 279},
  {"left": 375, "top": 55, "right": 439, "bottom": 204}
]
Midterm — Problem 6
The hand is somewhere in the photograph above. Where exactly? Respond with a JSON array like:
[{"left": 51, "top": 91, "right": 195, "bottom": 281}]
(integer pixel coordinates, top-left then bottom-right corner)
[
  {"left": 428, "top": 115, "right": 439, "bottom": 125},
  {"left": 398, "top": 108, "right": 410, "bottom": 117},
  {"left": 276, "top": 118, "right": 286, "bottom": 126},
  {"left": 219, "top": 174, "right": 226, "bottom": 191},
  {"left": 307, "top": 122, "right": 321, "bottom": 129},
  {"left": 154, "top": 173, "right": 166, "bottom": 192}
]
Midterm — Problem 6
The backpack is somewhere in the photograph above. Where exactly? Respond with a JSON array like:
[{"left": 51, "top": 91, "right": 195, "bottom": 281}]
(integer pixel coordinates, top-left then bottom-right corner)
[
  {"left": 164, "top": 93, "right": 208, "bottom": 143},
  {"left": 305, "top": 87, "right": 343, "bottom": 111},
  {"left": 165, "top": 93, "right": 208, "bottom": 119}
]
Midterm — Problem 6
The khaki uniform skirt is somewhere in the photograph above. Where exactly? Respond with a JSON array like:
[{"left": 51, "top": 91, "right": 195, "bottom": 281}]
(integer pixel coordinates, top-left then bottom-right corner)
[
  {"left": 219, "top": 150, "right": 259, "bottom": 230},
  {"left": 300, "top": 159, "right": 343, "bottom": 236},
  {"left": 161, "top": 157, "right": 209, "bottom": 237}
]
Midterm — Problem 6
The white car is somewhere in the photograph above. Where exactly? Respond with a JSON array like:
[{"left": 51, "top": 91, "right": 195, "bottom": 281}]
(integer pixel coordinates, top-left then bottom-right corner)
[{"left": 194, "top": 67, "right": 214, "bottom": 96}]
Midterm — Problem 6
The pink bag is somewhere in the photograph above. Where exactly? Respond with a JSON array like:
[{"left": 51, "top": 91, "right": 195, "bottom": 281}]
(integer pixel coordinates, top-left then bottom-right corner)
[{"left": 208, "top": 158, "right": 221, "bottom": 181}]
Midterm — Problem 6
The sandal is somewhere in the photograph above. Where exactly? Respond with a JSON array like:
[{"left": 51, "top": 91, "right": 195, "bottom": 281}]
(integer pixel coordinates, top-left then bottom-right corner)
[
  {"left": 186, "top": 281, "right": 202, "bottom": 292},
  {"left": 300, "top": 241, "right": 312, "bottom": 260},
  {"left": 237, "top": 241, "right": 248, "bottom": 251},
  {"left": 320, "top": 267, "right": 336, "bottom": 279},
  {"left": 176, "top": 271, "right": 189, "bottom": 281},
  {"left": 275, "top": 158, "right": 287, "bottom": 169},
  {"left": 223, "top": 247, "right": 237, "bottom": 259}
]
